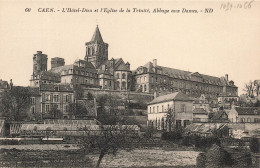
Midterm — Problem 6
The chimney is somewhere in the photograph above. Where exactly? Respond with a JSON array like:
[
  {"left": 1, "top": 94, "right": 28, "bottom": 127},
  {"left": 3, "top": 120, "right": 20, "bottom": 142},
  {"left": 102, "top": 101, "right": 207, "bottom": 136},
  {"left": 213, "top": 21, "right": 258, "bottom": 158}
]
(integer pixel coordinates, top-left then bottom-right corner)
[
  {"left": 225, "top": 74, "right": 228, "bottom": 81},
  {"left": 37, "top": 51, "right": 42, "bottom": 54},
  {"left": 153, "top": 59, "right": 157, "bottom": 67}
]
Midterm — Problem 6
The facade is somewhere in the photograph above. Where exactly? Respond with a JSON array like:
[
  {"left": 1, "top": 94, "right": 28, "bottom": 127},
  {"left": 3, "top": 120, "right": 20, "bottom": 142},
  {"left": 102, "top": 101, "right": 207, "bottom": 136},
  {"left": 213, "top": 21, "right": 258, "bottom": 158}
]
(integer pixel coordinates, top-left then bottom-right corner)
[
  {"left": 235, "top": 107, "right": 260, "bottom": 123},
  {"left": 147, "top": 92, "right": 193, "bottom": 130},
  {"left": 40, "top": 84, "right": 74, "bottom": 119},
  {"left": 132, "top": 59, "right": 238, "bottom": 99}
]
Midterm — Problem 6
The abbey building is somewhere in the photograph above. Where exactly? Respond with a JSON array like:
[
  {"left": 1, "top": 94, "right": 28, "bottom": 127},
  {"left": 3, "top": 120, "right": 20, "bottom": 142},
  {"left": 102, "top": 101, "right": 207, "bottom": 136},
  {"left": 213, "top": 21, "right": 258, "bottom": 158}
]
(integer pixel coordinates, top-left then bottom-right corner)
[{"left": 30, "top": 25, "right": 238, "bottom": 104}]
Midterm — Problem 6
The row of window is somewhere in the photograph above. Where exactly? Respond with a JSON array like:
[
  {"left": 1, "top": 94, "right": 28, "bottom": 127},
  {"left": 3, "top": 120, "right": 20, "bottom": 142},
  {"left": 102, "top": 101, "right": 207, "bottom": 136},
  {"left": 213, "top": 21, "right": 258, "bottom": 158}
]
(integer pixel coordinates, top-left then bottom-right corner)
[
  {"left": 240, "top": 118, "right": 260, "bottom": 123},
  {"left": 42, "top": 93, "right": 72, "bottom": 103},
  {"left": 149, "top": 104, "right": 186, "bottom": 113},
  {"left": 136, "top": 76, "right": 225, "bottom": 92},
  {"left": 116, "top": 73, "right": 127, "bottom": 79}
]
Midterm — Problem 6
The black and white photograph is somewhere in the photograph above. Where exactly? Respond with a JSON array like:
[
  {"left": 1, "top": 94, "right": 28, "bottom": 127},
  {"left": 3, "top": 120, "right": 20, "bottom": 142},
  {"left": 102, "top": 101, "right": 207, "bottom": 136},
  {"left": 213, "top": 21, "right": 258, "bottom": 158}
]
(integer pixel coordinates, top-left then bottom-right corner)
[{"left": 0, "top": 0, "right": 260, "bottom": 167}]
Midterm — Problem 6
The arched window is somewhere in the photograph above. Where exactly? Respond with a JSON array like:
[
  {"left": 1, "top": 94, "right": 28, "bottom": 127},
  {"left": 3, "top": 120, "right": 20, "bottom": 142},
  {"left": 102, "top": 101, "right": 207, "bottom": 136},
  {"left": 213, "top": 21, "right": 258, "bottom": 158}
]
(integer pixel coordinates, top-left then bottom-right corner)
[
  {"left": 92, "top": 47, "right": 95, "bottom": 55},
  {"left": 122, "top": 73, "right": 126, "bottom": 79},
  {"left": 116, "top": 81, "right": 120, "bottom": 89},
  {"left": 144, "top": 85, "right": 147, "bottom": 92},
  {"left": 140, "top": 85, "right": 143, "bottom": 92},
  {"left": 122, "top": 81, "right": 126, "bottom": 89},
  {"left": 117, "top": 73, "right": 120, "bottom": 79},
  {"left": 88, "top": 48, "right": 90, "bottom": 55}
]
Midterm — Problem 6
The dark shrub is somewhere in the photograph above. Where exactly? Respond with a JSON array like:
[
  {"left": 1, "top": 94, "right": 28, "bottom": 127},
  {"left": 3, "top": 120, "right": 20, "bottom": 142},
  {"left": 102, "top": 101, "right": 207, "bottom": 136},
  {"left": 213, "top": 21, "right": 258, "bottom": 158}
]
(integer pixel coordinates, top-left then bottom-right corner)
[
  {"left": 182, "top": 136, "right": 190, "bottom": 146},
  {"left": 161, "top": 131, "right": 182, "bottom": 141},
  {"left": 194, "top": 135, "right": 201, "bottom": 148},
  {"left": 196, "top": 153, "right": 206, "bottom": 168},
  {"left": 206, "top": 144, "right": 227, "bottom": 167},
  {"left": 249, "top": 138, "right": 259, "bottom": 153}
]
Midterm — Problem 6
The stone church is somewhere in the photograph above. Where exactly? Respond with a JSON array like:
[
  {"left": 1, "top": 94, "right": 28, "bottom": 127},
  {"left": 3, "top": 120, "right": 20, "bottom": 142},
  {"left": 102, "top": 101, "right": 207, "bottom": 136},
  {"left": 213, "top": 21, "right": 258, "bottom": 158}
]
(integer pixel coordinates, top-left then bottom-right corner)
[{"left": 30, "top": 25, "right": 238, "bottom": 100}]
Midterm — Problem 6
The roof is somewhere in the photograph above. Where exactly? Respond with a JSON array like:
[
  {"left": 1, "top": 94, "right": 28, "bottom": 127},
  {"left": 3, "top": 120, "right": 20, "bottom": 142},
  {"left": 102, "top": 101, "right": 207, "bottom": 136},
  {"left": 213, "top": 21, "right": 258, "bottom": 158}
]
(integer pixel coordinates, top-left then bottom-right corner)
[
  {"left": 210, "top": 111, "right": 229, "bottom": 121},
  {"left": 91, "top": 25, "right": 104, "bottom": 43},
  {"left": 135, "top": 61, "right": 237, "bottom": 87},
  {"left": 148, "top": 92, "right": 193, "bottom": 105},
  {"left": 185, "top": 123, "right": 227, "bottom": 134},
  {"left": 193, "top": 108, "right": 208, "bottom": 114},
  {"left": 235, "top": 107, "right": 260, "bottom": 115}
]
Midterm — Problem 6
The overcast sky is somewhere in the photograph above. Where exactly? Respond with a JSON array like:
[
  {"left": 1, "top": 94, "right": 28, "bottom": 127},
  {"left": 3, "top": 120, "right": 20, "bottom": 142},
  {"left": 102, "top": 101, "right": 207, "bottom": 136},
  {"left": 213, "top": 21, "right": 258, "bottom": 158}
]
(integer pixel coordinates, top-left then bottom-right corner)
[{"left": 0, "top": 1, "right": 260, "bottom": 95}]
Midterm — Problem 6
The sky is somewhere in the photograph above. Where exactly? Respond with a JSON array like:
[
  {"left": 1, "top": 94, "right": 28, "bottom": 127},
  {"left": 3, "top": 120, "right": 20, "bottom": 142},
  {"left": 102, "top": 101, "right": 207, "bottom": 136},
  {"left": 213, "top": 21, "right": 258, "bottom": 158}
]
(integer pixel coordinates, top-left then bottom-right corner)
[{"left": 0, "top": 1, "right": 260, "bottom": 95}]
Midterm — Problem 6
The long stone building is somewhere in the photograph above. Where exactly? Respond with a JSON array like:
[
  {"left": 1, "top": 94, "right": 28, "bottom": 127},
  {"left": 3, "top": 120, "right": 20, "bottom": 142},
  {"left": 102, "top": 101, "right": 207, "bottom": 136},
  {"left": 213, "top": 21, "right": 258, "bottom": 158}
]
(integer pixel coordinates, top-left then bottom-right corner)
[{"left": 132, "top": 59, "right": 238, "bottom": 99}]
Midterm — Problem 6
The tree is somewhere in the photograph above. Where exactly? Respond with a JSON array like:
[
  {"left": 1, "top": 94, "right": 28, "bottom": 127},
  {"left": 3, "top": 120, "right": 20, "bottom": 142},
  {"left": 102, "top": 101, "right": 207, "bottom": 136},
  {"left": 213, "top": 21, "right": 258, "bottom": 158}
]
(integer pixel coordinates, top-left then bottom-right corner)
[
  {"left": 82, "top": 94, "right": 140, "bottom": 167},
  {"left": 166, "top": 108, "right": 175, "bottom": 132},
  {"left": 68, "top": 102, "right": 89, "bottom": 118},
  {"left": 0, "top": 86, "right": 31, "bottom": 121},
  {"left": 249, "top": 138, "right": 259, "bottom": 153},
  {"left": 243, "top": 81, "right": 256, "bottom": 98}
]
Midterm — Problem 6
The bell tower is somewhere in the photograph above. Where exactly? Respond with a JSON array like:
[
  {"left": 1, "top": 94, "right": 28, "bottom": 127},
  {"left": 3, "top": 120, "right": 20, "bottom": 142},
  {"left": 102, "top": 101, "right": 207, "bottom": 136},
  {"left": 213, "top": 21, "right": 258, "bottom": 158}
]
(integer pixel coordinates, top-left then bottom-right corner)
[{"left": 85, "top": 25, "right": 108, "bottom": 68}]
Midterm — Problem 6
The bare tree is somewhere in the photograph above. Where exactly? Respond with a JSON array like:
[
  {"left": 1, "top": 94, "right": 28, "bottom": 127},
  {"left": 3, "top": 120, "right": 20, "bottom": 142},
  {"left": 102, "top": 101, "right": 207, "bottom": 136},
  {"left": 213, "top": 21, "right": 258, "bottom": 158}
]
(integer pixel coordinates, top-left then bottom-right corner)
[
  {"left": 82, "top": 94, "right": 140, "bottom": 167},
  {"left": 243, "top": 81, "right": 256, "bottom": 98}
]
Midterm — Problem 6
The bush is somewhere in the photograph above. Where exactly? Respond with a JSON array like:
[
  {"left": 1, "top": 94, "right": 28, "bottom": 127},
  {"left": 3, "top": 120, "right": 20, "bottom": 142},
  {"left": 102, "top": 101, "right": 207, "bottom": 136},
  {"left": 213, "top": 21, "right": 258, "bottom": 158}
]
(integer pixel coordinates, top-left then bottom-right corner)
[
  {"left": 206, "top": 144, "right": 228, "bottom": 167},
  {"left": 196, "top": 153, "right": 206, "bottom": 168},
  {"left": 182, "top": 136, "right": 190, "bottom": 146},
  {"left": 161, "top": 131, "right": 183, "bottom": 141},
  {"left": 249, "top": 138, "right": 259, "bottom": 153}
]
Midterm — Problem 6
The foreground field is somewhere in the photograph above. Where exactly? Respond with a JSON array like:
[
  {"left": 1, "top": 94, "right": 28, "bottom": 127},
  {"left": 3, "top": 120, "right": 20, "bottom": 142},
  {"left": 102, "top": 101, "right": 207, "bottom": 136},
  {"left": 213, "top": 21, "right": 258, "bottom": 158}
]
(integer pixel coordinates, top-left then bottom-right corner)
[
  {"left": 0, "top": 146, "right": 199, "bottom": 167},
  {"left": 89, "top": 148, "right": 199, "bottom": 168}
]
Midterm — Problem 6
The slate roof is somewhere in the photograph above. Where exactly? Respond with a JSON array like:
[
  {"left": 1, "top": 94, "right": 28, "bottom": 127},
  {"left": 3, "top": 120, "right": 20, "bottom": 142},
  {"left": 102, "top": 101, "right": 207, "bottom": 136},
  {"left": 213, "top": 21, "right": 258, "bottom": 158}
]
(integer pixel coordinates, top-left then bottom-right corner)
[
  {"left": 91, "top": 26, "right": 104, "bottom": 43},
  {"left": 210, "top": 111, "right": 229, "bottom": 121},
  {"left": 148, "top": 92, "right": 193, "bottom": 105},
  {"left": 235, "top": 107, "right": 260, "bottom": 115},
  {"left": 193, "top": 108, "right": 208, "bottom": 114},
  {"left": 136, "top": 61, "right": 236, "bottom": 87}
]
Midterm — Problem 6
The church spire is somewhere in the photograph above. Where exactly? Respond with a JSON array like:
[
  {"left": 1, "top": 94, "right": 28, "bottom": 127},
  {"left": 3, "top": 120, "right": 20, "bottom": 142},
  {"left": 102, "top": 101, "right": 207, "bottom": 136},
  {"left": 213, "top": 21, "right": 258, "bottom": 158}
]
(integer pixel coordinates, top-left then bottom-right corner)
[{"left": 91, "top": 25, "right": 104, "bottom": 43}]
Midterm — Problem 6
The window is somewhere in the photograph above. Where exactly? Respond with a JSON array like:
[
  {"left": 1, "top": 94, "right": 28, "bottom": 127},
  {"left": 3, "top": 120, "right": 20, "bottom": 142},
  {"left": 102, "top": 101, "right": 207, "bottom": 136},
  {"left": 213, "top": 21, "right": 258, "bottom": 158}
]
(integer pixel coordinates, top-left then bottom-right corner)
[
  {"left": 122, "top": 73, "right": 126, "bottom": 79},
  {"left": 55, "top": 86, "right": 59, "bottom": 91},
  {"left": 46, "top": 104, "right": 50, "bottom": 112},
  {"left": 30, "top": 97, "right": 35, "bottom": 105},
  {"left": 65, "top": 95, "right": 71, "bottom": 103},
  {"left": 122, "top": 81, "right": 126, "bottom": 89},
  {"left": 157, "top": 106, "right": 159, "bottom": 113},
  {"left": 181, "top": 104, "right": 186, "bottom": 112},
  {"left": 54, "top": 95, "right": 59, "bottom": 102},
  {"left": 247, "top": 118, "right": 251, "bottom": 122},
  {"left": 241, "top": 118, "right": 245, "bottom": 123},
  {"left": 254, "top": 118, "right": 260, "bottom": 123},
  {"left": 150, "top": 107, "right": 152, "bottom": 113},
  {"left": 117, "top": 73, "right": 120, "bottom": 79},
  {"left": 144, "top": 85, "right": 147, "bottom": 92},
  {"left": 116, "top": 81, "right": 120, "bottom": 89},
  {"left": 31, "top": 107, "right": 35, "bottom": 114},
  {"left": 45, "top": 94, "right": 50, "bottom": 101},
  {"left": 162, "top": 105, "right": 164, "bottom": 112}
]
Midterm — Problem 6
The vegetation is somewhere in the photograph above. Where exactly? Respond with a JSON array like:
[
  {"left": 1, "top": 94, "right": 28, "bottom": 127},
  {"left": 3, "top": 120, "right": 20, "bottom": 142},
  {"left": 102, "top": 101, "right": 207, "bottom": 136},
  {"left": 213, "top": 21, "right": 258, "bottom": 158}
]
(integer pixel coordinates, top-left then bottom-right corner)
[
  {"left": 243, "top": 80, "right": 259, "bottom": 98},
  {"left": 82, "top": 94, "right": 140, "bottom": 167},
  {"left": 0, "top": 86, "right": 31, "bottom": 121},
  {"left": 249, "top": 138, "right": 259, "bottom": 153}
]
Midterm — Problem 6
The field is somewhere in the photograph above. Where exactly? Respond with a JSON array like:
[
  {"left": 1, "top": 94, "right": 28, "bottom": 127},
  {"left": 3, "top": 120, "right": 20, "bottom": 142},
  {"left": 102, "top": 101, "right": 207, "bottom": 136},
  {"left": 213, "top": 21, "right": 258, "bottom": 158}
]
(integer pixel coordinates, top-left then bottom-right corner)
[{"left": 0, "top": 145, "right": 199, "bottom": 168}]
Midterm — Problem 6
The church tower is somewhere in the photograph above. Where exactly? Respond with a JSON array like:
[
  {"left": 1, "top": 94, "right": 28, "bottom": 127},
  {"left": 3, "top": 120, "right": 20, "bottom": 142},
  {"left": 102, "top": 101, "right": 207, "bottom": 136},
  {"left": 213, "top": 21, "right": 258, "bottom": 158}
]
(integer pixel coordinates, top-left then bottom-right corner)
[{"left": 85, "top": 26, "right": 108, "bottom": 68}]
